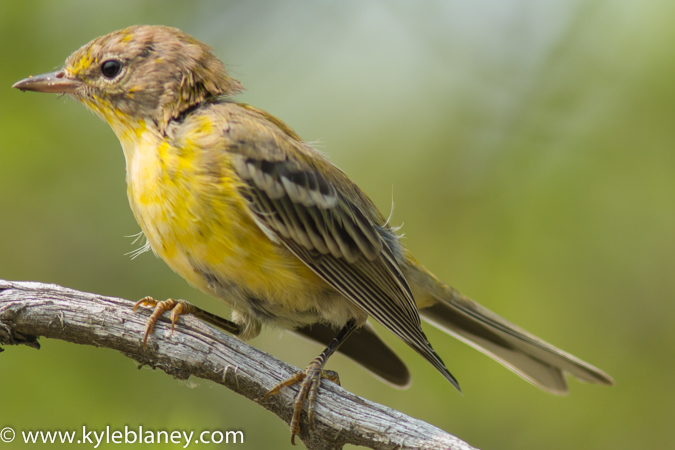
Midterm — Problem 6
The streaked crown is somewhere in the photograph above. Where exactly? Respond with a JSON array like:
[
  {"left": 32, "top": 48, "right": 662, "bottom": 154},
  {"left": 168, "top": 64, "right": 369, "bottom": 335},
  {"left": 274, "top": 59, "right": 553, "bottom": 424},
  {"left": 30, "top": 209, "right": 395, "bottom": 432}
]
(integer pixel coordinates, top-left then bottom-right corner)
[{"left": 62, "top": 25, "right": 242, "bottom": 126}]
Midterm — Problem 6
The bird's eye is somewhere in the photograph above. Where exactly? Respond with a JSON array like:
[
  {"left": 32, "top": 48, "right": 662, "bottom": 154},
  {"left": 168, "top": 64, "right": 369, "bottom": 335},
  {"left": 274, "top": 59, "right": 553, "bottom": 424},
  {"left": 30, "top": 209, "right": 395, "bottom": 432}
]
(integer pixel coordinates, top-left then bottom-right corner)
[{"left": 101, "top": 60, "right": 122, "bottom": 79}]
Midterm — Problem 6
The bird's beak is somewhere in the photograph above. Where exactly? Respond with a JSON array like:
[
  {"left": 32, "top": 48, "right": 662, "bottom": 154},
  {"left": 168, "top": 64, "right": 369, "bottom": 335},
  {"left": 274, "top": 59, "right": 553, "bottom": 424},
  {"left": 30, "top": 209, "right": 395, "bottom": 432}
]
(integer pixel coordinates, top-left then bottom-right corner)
[{"left": 12, "top": 70, "right": 81, "bottom": 94}]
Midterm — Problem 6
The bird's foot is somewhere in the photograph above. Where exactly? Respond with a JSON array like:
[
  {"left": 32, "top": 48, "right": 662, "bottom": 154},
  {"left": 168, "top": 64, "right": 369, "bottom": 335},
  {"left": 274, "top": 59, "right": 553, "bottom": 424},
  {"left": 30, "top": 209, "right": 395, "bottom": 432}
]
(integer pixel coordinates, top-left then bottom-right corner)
[
  {"left": 265, "top": 358, "right": 340, "bottom": 444},
  {"left": 132, "top": 297, "right": 197, "bottom": 347}
]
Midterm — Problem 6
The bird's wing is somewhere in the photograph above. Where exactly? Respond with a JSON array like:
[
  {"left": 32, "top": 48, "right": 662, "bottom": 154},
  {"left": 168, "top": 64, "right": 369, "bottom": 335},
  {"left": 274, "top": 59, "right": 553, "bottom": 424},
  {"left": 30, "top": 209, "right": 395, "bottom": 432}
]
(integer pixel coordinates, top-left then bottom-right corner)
[{"left": 224, "top": 104, "right": 459, "bottom": 389}]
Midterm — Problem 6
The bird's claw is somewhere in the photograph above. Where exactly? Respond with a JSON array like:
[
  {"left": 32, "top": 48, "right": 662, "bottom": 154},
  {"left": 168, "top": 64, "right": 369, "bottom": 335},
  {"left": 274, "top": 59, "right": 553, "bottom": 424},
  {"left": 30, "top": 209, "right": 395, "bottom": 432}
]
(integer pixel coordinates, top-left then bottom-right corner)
[
  {"left": 264, "top": 360, "right": 340, "bottom": 445},
  {"left": 132, "top": 297, "right": 196, "bottom": 347}
]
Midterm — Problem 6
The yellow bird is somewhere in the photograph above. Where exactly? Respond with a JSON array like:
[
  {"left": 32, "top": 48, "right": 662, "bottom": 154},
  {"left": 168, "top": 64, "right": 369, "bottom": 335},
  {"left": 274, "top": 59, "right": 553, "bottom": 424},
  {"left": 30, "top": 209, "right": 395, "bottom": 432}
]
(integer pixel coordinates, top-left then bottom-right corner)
[{"left": 14, "top": 25, "right": 613, "bottom": 443}]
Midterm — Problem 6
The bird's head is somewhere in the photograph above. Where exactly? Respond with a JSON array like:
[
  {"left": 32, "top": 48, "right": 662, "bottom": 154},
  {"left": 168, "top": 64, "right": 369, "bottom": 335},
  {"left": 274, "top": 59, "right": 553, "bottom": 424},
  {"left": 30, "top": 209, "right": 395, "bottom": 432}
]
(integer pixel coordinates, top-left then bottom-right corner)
[{"left": 13, "top": 25, "right": 243, "bottom": 131}]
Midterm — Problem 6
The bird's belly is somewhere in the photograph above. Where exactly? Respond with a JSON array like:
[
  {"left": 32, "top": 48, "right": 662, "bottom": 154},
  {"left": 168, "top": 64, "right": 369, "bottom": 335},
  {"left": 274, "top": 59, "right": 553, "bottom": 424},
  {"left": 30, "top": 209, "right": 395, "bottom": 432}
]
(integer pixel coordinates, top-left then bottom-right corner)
[{"left": 125, "top": 147, "right": 362, "bottom": 329}]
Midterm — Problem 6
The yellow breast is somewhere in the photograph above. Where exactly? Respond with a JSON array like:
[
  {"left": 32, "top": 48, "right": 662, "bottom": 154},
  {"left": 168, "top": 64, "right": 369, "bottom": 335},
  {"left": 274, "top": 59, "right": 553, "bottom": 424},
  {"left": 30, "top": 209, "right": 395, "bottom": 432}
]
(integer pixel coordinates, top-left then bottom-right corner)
[{"left": 111, "top": 115, "right": 325, "bottom": 314}]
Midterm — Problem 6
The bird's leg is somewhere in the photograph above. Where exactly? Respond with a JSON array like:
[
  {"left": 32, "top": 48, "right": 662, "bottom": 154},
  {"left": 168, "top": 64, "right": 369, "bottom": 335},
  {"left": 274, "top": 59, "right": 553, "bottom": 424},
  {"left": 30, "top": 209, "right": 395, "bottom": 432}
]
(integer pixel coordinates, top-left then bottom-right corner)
[
  {"left": 133, "top": 297, "right": 241, "bottom": 347},
  {"left": 265, "top": 319, "right": 357, "bottom": 444}
]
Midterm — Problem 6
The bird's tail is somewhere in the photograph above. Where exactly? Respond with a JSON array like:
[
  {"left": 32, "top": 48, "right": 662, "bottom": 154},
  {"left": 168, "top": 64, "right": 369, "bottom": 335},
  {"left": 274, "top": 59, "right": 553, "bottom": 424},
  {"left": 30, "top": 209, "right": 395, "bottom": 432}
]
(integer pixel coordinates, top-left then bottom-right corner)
[{"left": 405, "top": 257, "right": 614, "bottom": 394}]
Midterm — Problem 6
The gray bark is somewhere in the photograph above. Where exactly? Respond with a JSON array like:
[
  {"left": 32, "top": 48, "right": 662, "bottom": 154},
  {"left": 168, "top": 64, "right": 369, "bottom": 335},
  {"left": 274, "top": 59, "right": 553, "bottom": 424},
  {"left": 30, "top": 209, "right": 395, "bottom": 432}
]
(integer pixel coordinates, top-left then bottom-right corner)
[{"left": 0, "top": 279, "right": 477, "bottom": 450}]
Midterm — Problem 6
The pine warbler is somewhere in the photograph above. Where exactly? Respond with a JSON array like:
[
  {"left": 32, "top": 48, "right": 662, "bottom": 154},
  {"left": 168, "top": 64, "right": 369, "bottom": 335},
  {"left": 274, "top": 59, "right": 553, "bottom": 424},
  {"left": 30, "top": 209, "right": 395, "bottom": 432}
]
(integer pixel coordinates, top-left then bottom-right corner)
[{"left": 14, "top": 25, "right": 613, "bottom": 443}]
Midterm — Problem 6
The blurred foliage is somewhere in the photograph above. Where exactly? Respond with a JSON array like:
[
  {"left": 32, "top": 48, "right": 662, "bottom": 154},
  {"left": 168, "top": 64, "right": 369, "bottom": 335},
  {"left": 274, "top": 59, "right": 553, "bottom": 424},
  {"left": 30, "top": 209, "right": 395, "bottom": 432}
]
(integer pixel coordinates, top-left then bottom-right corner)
[{"left": 1, "top": 1, "right": 673, "bottom": 449}]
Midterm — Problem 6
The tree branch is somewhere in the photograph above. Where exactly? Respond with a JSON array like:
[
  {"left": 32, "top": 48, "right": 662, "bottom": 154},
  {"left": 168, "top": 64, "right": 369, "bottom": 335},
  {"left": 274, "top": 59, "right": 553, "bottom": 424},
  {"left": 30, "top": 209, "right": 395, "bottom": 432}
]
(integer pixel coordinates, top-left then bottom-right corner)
[{"left": 0, "top": 279, "right": 477, "bottom": 450}]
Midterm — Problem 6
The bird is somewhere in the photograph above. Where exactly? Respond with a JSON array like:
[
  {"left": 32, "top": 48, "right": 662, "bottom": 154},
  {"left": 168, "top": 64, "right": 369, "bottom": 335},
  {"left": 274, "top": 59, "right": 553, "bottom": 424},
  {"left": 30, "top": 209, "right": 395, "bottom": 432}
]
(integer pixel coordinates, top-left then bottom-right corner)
[{"left": 14, "top": 25, "right": 614, "bottom": 443}]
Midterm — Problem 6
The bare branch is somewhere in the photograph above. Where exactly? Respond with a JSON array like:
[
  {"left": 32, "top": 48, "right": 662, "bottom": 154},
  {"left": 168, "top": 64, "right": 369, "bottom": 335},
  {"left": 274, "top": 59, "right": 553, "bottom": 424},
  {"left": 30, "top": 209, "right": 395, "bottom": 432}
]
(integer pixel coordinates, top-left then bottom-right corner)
[{"left": 0, "top": 279, "right": 477, "bottom": 450}]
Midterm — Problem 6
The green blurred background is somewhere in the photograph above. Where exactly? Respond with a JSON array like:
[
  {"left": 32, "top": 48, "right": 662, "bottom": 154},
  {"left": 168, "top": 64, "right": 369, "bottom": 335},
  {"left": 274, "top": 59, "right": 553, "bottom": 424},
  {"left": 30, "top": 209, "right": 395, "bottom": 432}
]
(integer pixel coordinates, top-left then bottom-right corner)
[{"left": 1, "top": 1, "right": 673, "bottom": 449}]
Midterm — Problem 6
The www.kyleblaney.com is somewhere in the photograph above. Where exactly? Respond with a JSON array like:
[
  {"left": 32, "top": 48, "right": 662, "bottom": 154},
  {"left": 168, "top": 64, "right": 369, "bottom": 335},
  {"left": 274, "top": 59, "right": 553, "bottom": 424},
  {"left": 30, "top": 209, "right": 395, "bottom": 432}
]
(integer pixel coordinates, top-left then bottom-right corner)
[{"left": 14, "top": 426, "right": 243, "bottom": 447}]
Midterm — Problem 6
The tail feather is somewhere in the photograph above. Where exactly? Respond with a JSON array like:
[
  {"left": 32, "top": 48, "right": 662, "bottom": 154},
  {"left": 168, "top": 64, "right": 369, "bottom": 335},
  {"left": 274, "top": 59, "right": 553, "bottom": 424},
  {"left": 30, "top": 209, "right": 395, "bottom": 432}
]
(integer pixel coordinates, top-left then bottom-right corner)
[
  {"left": 407, "top": 263, "right": 614, "bottom": 394},
  {"left": 291, "top": 321, "right": 412, "bottom": 388},
  {"left": 419, "top": 299, "right": 614, "bottom": 394},
  {"left": 292, "top": 260, "right": 614, "bottom": 394}
]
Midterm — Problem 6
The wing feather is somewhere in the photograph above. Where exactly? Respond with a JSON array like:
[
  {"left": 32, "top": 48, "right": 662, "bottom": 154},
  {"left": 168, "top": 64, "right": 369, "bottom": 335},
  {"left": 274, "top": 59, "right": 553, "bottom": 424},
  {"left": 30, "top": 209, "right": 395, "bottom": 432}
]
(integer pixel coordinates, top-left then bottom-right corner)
[
  {"left": 233, "top": 153, "right": 419, "bottom": 321},
  {"left": 224, "top": 111, "right": 458, "bottom": 388}
]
